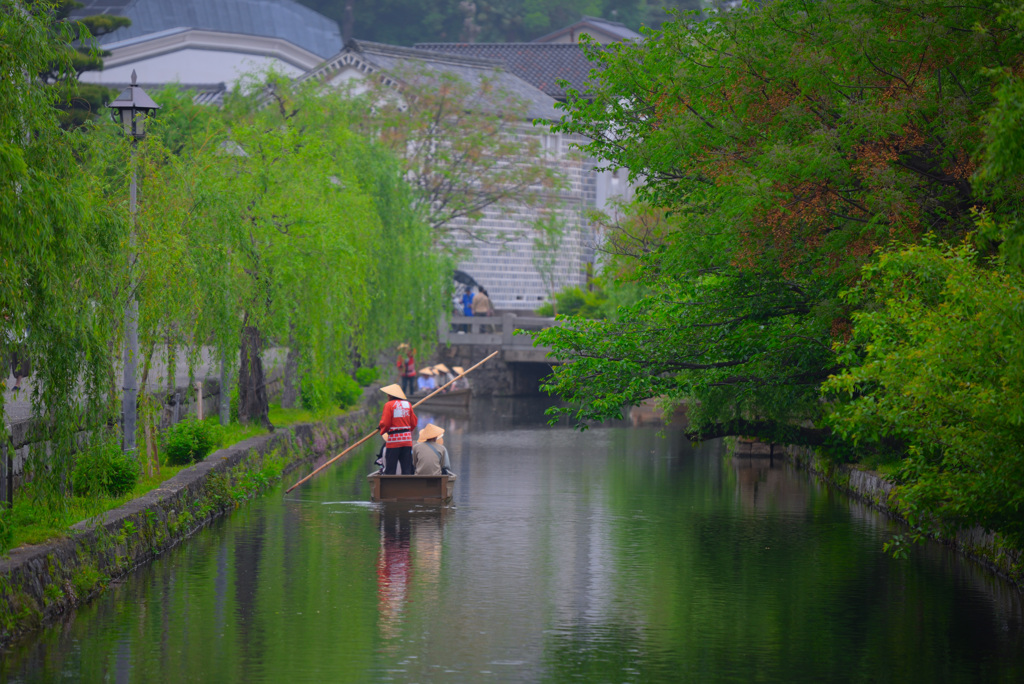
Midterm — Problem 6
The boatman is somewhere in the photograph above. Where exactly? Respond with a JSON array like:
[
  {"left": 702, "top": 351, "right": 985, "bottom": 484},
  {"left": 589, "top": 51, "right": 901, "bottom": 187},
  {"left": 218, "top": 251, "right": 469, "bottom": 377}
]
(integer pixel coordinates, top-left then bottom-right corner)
[{"left": 378, "top": 384, "right": 417, "bottom": 475}]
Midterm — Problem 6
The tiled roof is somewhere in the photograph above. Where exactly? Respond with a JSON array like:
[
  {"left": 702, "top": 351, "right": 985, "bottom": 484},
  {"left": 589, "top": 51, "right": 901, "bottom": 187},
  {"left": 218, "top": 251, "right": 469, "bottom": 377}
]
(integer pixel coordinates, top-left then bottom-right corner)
[
  {"left": 70, "top": 0, "right": 342, "bottom": 58},
  {"left": 531, "top": 15, "right": 641, "bottom": 44},
  {"left": 303, "top": 40, "right": 560, "bottom": 121},
  {"left": 99, "top": 81, "right": 229, "bottom": 107},
  {"left": 414, "top": 43, "right": 599, "bottom": 100}
]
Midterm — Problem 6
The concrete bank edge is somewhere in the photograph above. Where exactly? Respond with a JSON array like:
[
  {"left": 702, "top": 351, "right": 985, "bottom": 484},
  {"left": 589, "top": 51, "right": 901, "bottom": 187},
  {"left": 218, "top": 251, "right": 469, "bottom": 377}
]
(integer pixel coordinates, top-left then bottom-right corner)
[
  {"left": 0, "top": 401, "right": 380, "bottom": 647},
  {"left": 781, "top": 444, "right": 1024, "bottom": 590}
]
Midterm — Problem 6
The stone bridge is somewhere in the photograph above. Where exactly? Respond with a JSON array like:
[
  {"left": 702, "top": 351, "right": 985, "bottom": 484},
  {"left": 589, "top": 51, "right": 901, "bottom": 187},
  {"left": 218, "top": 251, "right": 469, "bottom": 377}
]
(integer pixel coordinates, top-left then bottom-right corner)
[{"left": 437, "top": 314, "right": 561, "bottom": 396}]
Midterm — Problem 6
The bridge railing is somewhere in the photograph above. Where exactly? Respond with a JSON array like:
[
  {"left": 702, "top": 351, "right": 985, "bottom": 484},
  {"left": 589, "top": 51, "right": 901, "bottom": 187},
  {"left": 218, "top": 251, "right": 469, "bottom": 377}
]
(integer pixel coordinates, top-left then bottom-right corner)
[{"left": 439, "top": 313, "right": 557, "bottom": 351}]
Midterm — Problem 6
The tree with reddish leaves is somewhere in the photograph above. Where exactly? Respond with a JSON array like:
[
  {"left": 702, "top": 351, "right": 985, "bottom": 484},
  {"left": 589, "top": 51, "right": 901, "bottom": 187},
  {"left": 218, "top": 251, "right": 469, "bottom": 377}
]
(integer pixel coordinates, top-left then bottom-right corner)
[{"left": 535, "top": 0, "right": 1022, "bottom": 444}]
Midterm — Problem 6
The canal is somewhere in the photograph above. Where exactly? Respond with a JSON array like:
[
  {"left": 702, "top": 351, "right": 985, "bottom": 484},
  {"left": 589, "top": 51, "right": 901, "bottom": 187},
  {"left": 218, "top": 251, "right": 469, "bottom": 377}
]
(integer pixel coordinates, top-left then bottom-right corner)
[{"left": 2, "top": 398, "right": 1022, "bottom": 682}]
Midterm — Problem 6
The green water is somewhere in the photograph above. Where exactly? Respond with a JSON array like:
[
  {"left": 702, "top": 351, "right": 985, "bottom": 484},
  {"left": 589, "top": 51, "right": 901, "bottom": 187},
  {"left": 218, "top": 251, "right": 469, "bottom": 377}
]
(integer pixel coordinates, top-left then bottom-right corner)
[{"left": 2, "top": 399, "right": 1022, "bottom": 683}]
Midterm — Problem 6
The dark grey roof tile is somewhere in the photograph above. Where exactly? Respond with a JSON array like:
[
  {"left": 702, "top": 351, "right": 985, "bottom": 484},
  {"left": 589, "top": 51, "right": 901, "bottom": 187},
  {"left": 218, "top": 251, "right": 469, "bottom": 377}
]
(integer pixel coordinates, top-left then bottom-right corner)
[
  {"left": 414, "top": 43, "right": 600, "bottom": 100},
  {"left": 70, "top": 0, "right": 342, "bottom": 58}
]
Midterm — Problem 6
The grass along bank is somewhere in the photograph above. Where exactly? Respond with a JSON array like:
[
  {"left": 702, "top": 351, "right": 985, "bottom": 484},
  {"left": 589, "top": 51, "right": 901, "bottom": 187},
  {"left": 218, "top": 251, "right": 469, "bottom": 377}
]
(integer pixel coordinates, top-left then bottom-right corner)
[{"left": 3, "top": 402, "right": 349, "bottom": 552}]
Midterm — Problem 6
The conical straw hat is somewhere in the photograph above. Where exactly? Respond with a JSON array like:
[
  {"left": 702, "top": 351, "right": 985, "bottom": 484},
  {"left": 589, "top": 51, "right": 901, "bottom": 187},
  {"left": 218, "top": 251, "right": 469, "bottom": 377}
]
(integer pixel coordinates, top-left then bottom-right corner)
[
  {"left": 418, "top": 367, "right": 435, "bottom": 375},
  {"left": 452, "top": 366, "right": 465, "bottom": 375},
  {"left": 433, "top": 363, "right": 450, "bottom": 373},
  {"left": 379, "top": 384, "right": 406, "bottom": 400},
  {"left": 417, "top": 423, "right": 445, "bottom": 442}
]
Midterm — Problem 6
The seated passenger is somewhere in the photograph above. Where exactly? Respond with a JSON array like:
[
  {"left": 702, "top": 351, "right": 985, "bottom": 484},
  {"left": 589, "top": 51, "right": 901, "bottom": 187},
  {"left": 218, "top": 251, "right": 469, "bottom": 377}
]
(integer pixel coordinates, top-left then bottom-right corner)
[
  {"left": 412, "top": 423, "right": 452, "bottom": 476},
  {"left": 433, "top": 363, "right": 454, "bottom": 391},
  {"left": 417, "top": 367, "right": 436, "bottom": 392},
  {"left": 450, "top": 366, "right": 469, "bottom": 390}
]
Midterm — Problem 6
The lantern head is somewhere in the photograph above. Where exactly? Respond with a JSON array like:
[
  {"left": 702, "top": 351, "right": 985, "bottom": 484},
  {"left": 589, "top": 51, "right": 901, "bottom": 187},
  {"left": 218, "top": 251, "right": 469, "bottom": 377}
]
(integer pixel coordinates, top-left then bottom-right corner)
[{"left": 107, "top": 70, "right": 161, "bottom": 139}]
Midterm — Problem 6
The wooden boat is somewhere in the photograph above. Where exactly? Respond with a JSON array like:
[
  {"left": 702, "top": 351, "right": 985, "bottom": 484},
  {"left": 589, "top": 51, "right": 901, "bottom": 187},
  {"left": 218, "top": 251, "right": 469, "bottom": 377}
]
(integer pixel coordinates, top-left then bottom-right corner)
[
  {"left": 411, "top": 386, "right": 472, "bottom": 408},
  {"left": 367, "top": 472, "right": 456, "bottom": 504}
]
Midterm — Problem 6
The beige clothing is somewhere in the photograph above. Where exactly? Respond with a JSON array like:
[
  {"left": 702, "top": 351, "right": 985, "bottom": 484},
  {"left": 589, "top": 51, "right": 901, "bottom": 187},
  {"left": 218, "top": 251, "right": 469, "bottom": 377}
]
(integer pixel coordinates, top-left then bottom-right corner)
[
  {"left": 471, "top": 292, "right": 492, "bottom": 316},
  {"left": 412, "top": 441, "right": 450, "bottom": 475}
]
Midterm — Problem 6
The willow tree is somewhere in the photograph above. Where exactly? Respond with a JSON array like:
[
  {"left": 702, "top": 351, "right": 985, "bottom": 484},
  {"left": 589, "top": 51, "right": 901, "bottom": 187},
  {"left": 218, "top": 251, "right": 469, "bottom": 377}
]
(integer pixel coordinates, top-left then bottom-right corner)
[
  {"left": 352, "top": 64, "right": 566, "bottom": 245},
  {"left": 535, "top": 0, "right": 1020, "bottom": 442},
  {"left": 1, "top": 1, "right": 124, "bottom": 517},
  {"left": 156, "top": 77, "right": 447, "bottom": 427}
]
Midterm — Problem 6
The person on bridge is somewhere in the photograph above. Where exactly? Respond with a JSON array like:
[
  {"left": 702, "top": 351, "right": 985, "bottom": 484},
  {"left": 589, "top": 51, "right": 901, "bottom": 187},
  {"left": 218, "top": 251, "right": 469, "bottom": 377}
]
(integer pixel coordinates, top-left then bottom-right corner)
[
  {"left": 472, "top": 287, "right": 494, "bottom": 333},
  {"left": 413, "top": 423, "right": 452, "bottom": 476},
  {"left": 378, "top": 384, "right": 417, "bottom": 475},
  {"left": 396, "top": 344, "right": 417, "bottom": 398}
]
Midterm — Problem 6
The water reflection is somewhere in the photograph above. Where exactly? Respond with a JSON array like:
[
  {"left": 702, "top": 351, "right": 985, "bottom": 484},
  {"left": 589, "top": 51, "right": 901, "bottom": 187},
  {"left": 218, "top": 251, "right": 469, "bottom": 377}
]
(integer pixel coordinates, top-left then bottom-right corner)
[
  {"left": 375, "top": 507, "right": 449, "bottom": 636},
  {"left": 2, "top": 399, "right": 1023, "bottom": 683}
]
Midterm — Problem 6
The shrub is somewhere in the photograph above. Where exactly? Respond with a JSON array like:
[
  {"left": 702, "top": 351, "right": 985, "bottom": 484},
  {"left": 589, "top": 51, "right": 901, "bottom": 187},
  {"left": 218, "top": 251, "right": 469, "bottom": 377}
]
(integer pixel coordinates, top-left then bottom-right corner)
[
  {"left": 72, "top": 438, "right": 140, "bottom": 498},
  {"left": 163, "top": 417, "right": 222, "bottom": 466},
  {"left": 536, "top": 285, "right": 609, "bottom": 319},
  {"left": 335, "top": 373, "right": 362, "bottom": 408},
  {"left": 300, "top": 378, "right": 329, "bottom": 411},
  {"left": 301, "top": 373, "right": 363, "bottom": 411},
  {"left": 354, "top": 366, "right": 379, "bottom": 387}
]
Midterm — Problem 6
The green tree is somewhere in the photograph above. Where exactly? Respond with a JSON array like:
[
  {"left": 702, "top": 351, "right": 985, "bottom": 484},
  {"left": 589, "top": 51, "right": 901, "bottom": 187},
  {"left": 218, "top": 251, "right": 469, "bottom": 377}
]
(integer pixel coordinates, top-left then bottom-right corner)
[
  {"left": 38, "top": 0, "right": 131, "bottom": 128},
  {"left": 824, "top": 240, "right": 1024, "bottom": 549},
  {"left": 353, "top": 64, "right": 566, "bottom": 245},
  {"left": 1, "top": 1, "right": 125, "bottom": 514},
  {"left": 137, "top": 76, "right": 448, "bottom": 427},
  {"left": 535, "top": 0, "right": 1020, "bottom": 441}
]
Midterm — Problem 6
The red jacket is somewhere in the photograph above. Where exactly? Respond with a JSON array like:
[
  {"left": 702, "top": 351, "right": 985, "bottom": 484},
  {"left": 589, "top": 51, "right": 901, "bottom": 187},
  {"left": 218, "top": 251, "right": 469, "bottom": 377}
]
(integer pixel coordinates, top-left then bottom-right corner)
[
  {"left": 396, "top": 354, "right": 416, "bottom": 378},
  {"left": 378, "top": 398, "right": 418, "bottom": 447}
]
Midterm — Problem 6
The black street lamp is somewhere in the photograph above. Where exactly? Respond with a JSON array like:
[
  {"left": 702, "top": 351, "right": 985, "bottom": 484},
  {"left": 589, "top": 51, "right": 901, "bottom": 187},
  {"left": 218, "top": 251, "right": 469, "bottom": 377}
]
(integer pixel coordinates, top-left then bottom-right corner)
[
  {"left": 107, "top": 70, "right": 159, "bottom": 454},
  {"left": 107, "top": 70, "right": 160, "bottom": 138}
]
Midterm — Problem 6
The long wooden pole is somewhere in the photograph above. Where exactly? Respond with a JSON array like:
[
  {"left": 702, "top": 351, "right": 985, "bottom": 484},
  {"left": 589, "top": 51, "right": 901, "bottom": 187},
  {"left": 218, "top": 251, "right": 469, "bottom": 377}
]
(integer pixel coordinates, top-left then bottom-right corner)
[{"left": 285, "top": 350, "right": 499, "bottom": 493}]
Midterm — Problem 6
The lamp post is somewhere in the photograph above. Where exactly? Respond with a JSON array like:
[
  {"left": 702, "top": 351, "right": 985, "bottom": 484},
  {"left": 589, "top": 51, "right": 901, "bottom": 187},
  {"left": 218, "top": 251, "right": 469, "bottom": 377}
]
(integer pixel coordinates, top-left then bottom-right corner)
[{"left": 107, "top": 70, "right": 160, "bottom": 453}]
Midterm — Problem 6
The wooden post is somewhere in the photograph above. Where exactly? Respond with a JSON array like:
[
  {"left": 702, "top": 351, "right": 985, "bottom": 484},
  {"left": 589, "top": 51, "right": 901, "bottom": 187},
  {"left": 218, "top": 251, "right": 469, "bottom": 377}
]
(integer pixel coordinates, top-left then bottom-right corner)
[
  {"left": 195, "top": 381, "right": 203, "bottom": 421},
  {"left": 4, "top": 443, "right": 12, "bottom": 508},
  {"left": 1, "top": 442, "right": 7, "bottom": 508},
  {"left": 151, "top": 414, "right": 160, "bottom": 477}
]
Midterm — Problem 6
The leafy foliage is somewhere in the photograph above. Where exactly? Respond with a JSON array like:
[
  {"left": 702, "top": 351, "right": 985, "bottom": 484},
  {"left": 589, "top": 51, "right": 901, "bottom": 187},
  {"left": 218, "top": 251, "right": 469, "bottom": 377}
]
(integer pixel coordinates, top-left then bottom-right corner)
[
  {"left": 354, "top": 366, "right": 380, "bottom": 387},
  {"left": 535, "top": 285, "right": 607, "bottom": 318},
  {"left": 41, "top": 1, "right": 131, "bottom": 129},
  {"left": 1, "top": 1, "right": 123, "bottom": 516},
  {"left": 72, "top": 437, "right": 140, "bottom": 498},
  {"left": 351, "top": 64, "right": 566, "bottom": 244},
  {"left": 974, "top": 2, "right": 1024, "bottom": 270},
  {"left": 300, "top": 372, "right": 362, "bottom": 412},
  {"left": 824, "top": 241, "right": 1024, "bottom": 547},
  {"left": 537, "top": 0, "right": 1020, "bottom": 440},
  {"left": 162, "top": 418, "right": 222, "bottom": 467}
]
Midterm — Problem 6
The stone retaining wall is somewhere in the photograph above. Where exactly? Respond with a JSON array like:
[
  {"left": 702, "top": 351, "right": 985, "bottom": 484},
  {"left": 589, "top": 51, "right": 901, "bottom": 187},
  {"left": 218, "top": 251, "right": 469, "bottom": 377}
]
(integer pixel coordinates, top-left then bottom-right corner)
[
  {"left": 1, "top": 372, "right": 284, "bottom": 497},
  {"left": 438, "top": 343, "right": 550, "bottom": 396},
  {"left": 0, "top": 390, "right": 380, "bottom": 647},
  {"left": 781, "top": 445, "right": 1024, "bottom": 589}
]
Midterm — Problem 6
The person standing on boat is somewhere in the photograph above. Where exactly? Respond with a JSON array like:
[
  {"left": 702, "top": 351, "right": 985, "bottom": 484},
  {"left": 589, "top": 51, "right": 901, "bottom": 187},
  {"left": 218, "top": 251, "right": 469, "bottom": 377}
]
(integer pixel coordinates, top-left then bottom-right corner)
[
  {"left": 378, "top": 384, "right": 417, "bottom": 475},
  {"left": 412, "top": 423, "right": 452, "bottom": 476},
  {"left": 396, "top": 344, "right": 417, "bottom": 398}
]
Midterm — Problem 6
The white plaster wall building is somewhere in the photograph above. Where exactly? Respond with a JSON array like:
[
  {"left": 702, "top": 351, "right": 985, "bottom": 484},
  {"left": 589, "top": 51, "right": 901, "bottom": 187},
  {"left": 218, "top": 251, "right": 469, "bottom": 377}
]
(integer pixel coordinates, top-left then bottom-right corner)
[
  {"left": 72, "top": 0, "right": 341, "bottom": 98},
  {"left": 302, "top": 40, "right": 631, "bottom": 311}
]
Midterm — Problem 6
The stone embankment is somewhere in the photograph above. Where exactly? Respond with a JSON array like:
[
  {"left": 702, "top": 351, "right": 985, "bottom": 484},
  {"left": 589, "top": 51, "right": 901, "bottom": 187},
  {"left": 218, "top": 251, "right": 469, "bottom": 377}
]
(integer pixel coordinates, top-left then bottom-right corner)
[
  {"left": 0, "top": 390, "right": 380, "bottom": 647},
  {"left": 736, "top": 439, "right": 1023, "bottom": 589}
]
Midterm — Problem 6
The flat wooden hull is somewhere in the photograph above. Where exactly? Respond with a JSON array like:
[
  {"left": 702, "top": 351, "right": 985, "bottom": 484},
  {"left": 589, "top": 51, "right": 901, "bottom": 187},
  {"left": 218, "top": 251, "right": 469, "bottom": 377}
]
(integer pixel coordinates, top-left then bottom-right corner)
[
  {"left": 411, "top": 387, "right": 472, "bottom": 408},
  {"left": 368, "top": 472, "right": 456, "bottom": 504}
]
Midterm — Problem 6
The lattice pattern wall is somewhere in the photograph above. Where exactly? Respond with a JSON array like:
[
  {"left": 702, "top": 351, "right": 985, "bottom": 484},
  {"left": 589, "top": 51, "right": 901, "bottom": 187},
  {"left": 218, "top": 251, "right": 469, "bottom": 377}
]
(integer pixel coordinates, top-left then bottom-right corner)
[{"left": 451, "top": 131, "right": 629, "bottom": 312}]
